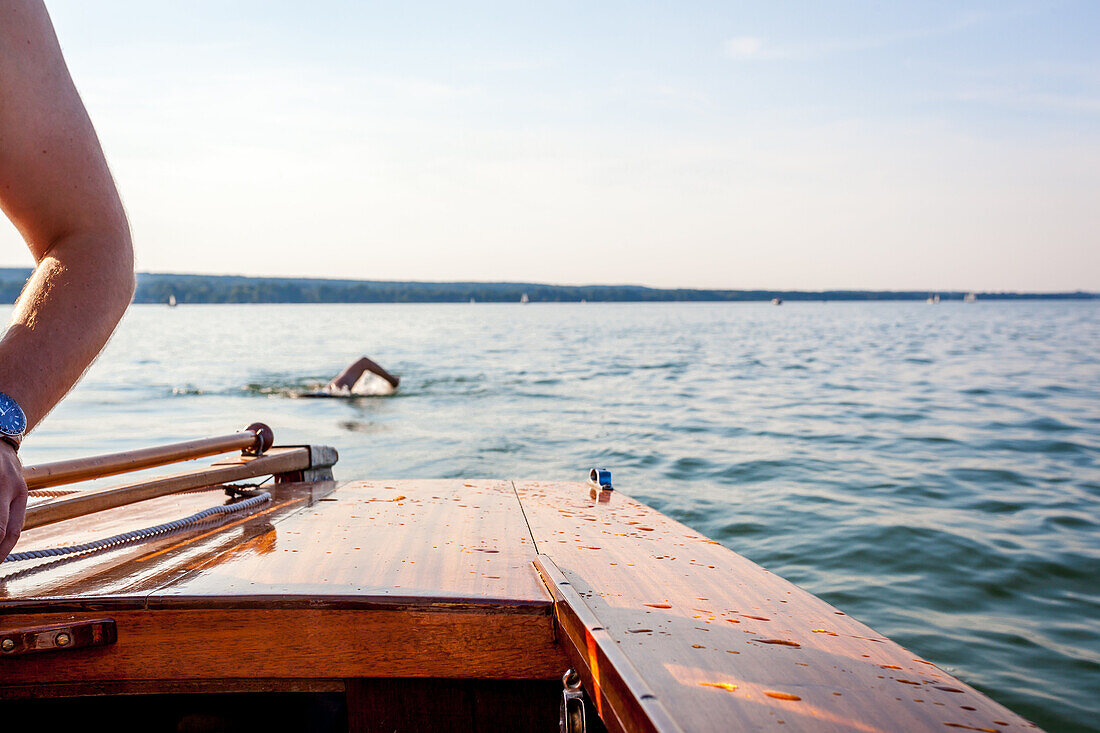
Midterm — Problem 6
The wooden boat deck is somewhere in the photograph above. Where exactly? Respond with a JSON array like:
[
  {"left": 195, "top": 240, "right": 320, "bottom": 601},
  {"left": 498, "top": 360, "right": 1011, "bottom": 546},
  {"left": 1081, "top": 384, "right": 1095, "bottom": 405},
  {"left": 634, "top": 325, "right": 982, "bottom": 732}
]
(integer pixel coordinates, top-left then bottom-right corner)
[{"left": 0, "top": 472, "right": 1037, "bottom": 732}]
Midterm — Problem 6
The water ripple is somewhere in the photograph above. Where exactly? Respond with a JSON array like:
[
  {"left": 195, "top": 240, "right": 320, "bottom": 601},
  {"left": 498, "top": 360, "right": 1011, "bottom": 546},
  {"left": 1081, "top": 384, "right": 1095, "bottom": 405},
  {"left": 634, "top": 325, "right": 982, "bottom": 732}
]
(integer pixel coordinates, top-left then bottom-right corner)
[{"left": 18, "top": 300, "right": 1100, "bottom": 732}]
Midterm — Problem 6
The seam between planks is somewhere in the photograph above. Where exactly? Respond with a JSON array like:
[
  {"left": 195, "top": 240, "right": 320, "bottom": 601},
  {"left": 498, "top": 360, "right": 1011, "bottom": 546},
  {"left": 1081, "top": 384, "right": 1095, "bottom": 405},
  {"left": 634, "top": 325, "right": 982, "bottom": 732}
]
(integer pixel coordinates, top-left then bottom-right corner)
[{"left": 510, "top": 480, "right": 542, "bottom": 555}]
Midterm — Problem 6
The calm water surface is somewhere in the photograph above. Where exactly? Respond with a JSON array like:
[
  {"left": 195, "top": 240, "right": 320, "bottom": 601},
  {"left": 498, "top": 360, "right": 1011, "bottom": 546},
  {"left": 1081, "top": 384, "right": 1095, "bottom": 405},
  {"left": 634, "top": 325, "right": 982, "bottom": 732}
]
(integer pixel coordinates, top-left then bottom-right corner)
[{"left": 16, "top": 301, "right": 1100, "bottom": 731}]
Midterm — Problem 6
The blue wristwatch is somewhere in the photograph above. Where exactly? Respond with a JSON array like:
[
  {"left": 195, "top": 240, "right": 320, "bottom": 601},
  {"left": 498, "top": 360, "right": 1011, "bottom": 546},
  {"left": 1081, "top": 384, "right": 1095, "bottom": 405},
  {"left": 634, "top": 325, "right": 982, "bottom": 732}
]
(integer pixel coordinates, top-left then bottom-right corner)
[{"left": 0, "top": 392, "right": 27, "bottom": 452}]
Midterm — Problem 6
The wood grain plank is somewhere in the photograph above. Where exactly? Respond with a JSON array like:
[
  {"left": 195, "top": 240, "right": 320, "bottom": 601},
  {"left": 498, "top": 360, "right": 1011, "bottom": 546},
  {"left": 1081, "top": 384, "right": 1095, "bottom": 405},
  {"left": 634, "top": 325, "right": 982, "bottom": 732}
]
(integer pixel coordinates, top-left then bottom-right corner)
[
  {"left": 516, "top": 480, "right": 1038, "bottom": 733},
  {"left": 152, "top": 480, "right": 551, "bottom": 608},
  {"left": 0, "top": 608, "right": 566, "bottom": 684},
  {"left": 3, "top": 479, "right": 552, "bottom": 614}
]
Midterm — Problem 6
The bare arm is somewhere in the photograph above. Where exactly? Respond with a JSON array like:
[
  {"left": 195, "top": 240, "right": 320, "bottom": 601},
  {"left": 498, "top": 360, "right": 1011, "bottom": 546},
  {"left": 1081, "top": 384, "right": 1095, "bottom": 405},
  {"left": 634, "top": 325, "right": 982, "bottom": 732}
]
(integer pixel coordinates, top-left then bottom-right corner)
[
  {"left": 329, "top": 356, "right": 400, "bottom": 390},
  {"left": 0, "top": 1, "right": 135, "bottom": 559}
]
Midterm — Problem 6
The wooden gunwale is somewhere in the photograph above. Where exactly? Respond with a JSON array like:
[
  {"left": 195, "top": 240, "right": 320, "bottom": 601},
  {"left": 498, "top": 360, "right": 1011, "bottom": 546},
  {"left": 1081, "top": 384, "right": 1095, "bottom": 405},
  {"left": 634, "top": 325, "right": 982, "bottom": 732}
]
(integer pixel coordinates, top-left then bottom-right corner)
[
  {"left": 535, "top": 554, "right": 682, "bottom": 733},
  {"left": 23, "top": 447, "right": 309, "bottom": 530},
  {"left": 23, "top": 431, "right": 263, "bottom": 490},
  {"left": 517, "top": 480, "right": 1039, "bottom": 733}
]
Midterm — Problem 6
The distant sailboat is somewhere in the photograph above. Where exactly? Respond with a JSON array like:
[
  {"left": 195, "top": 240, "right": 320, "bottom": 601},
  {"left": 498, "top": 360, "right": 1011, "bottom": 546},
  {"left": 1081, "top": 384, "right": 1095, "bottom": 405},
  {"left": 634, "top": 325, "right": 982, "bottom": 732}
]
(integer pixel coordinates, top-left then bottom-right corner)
[
  {"left": 926, "top": 294, "right": 940, "bottom": 304},
  {"left": 964, "top": 293, "right": 977, "bottom": 303},
  {"left": 520, "top": 293, "right": 529, "bottom": 304},
  {"left": 167, "top": 294, "right": 177, "bottom": 308},
  {"left": 771, "top": 297, "right": 783, "bottom": 305}
]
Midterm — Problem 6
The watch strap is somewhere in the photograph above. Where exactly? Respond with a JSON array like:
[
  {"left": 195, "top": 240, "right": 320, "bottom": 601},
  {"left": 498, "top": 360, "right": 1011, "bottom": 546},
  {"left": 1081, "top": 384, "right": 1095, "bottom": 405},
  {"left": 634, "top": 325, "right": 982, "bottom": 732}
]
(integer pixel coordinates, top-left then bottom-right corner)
[{"left": 0, "top": 433, "right": 20, "bottom": 453}]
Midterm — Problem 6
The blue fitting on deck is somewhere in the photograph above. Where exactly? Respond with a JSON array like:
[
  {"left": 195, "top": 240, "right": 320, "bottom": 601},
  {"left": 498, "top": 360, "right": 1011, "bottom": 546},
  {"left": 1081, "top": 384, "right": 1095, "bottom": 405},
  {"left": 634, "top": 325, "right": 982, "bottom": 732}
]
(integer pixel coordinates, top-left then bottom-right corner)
[{"left": 589, "top": 468, "right": 613, "bottom": 491}]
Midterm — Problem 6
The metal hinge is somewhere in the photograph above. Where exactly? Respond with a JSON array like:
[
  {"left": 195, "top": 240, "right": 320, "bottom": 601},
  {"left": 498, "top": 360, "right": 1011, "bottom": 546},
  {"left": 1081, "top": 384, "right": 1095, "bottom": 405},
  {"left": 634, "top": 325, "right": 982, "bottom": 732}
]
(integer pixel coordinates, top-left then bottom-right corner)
[{"left": 0, "top": 618, "right": 117, "bottom": 658}]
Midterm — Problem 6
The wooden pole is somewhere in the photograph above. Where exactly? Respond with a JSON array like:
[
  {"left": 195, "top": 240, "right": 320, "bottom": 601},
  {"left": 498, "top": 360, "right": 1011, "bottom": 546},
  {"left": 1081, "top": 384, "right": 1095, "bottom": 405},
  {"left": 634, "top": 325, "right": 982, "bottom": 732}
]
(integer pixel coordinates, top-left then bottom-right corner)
[
  {"left": 23, "top": 431, "right": 265, "bottom": 490},
  {"left": 23, "top": 447, "right": 310, "bottom": 530}
]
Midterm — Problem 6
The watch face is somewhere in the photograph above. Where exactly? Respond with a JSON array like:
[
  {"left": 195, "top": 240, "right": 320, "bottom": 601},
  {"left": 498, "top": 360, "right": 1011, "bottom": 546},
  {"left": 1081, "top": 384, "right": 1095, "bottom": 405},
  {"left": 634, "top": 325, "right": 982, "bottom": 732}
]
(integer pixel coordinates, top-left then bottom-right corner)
[{"left": 0, "top": 392, "right": 26, "bottom": 436}]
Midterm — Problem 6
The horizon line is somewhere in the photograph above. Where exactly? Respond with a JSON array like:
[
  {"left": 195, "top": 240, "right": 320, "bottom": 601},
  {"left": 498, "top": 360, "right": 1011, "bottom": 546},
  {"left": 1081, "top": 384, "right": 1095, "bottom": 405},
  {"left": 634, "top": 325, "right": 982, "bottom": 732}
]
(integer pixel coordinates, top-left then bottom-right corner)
[
  {"left": 0, "top": 266, "right": 1092, "bottom": 296},
  {"left": 0, "top": 266, "right": 1094, "bottom": 296}
]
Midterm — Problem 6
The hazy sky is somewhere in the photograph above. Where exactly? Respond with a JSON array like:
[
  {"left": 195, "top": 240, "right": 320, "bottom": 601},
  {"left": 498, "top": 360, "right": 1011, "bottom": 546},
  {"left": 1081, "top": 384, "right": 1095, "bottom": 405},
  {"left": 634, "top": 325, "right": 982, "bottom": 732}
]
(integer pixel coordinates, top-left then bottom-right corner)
[{"left": 2, "top": 1, "right": 1097, "bottom": 290}]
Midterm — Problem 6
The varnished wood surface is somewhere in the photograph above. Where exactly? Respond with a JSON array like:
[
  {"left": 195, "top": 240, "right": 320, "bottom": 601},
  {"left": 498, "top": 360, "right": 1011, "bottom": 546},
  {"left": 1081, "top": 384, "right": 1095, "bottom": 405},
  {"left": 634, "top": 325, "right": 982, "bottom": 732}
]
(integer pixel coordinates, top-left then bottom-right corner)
[
  {"left": 23, "top": 447, "right": 310, "bottom": 530},
  {"left": 516, "top": 481, "right": 1038, "bottom": 733},
  {"left": 153, "top": 479, "right": 550, "bottom": 609},
  {"left": 1, "top": 483, "right": 324, "bottom": 608},
  {"left": 0, "top": 608, "right": 565, "bottom": 684},
  {"left": 0, "top": 479, "right": 564, "bottom": 688},
  {"left": 5, "top": 478, "right": 551, "bottom": 611},
  {"left": 536, "top": 554, "right": 680, "bottom": 733},
  {"left": 0, "top": 473, "right": 1038, "bottom": 731}
]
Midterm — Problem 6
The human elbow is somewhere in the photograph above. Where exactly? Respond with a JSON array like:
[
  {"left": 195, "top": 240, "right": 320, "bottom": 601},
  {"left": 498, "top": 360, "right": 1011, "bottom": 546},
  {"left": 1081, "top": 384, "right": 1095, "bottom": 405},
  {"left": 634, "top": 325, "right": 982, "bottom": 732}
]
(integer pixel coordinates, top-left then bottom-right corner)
[
  {"left": 117, "top": 225, "right": 135, "bottom": 299},
  {"left": 97, "top": 219, "right": 135, "bottom": 311},
  {"left": 82, "top": 220, "right": 136, "bottom": 313}
]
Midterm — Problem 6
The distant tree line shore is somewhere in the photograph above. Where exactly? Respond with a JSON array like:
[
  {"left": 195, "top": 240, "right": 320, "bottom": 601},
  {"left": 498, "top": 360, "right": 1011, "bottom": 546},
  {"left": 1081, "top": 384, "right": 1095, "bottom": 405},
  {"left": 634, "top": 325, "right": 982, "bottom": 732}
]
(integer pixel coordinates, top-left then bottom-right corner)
[{"left": 0, "top": 268, "right": 1093, "bottom": 304}]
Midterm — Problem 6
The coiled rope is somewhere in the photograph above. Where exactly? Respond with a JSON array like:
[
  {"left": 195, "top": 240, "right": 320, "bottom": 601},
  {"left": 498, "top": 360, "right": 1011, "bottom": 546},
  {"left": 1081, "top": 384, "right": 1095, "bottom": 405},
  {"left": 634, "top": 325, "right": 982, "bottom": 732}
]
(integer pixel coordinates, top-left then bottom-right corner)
[
  {"left": 27, "top": 489, "right": 80, "bottom": 498},
  {"left": 3, "top": 490, "right": 271, "bottom": 563}
]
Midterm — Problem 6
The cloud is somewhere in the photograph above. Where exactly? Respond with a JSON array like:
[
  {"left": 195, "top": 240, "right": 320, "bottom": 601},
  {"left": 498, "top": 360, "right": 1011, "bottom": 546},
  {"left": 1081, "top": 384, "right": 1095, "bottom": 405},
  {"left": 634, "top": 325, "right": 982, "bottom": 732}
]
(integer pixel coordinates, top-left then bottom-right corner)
[
  {"left": 955, "top": 88, "right": 1100, "bottom": 113},
  {"left": 722, "top": 11, "right": 1005, "bottom": 63},
  {"left": 724, "top": 36, "right": 766, "bottom": 60}
]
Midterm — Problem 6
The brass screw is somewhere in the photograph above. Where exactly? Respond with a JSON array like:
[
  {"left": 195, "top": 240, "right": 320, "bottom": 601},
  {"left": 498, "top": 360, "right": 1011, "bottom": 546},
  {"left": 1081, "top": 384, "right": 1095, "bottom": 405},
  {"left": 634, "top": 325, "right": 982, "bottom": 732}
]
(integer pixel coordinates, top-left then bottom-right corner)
[
  {"left": 1, "top": 638, "right": 13, "bottom": 652},
  {"left": 54, "top": 632, "right": 71, "bottom": 647}
]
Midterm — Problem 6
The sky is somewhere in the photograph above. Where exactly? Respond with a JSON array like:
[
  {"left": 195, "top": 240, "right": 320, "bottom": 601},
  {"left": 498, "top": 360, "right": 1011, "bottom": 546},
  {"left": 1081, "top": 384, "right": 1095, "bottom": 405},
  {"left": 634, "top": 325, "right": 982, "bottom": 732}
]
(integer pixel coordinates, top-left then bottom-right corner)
[{"left": 1, "top": 1, "right": 1097, "bottom": 291}]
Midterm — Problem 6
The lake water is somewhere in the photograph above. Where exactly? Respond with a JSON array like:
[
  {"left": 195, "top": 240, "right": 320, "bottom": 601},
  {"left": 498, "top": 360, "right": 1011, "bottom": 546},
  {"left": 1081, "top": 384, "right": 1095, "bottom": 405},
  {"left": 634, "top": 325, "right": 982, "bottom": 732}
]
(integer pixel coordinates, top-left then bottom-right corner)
[{"left": 14, "top": 301, "right": 1100, "bottom": 731}]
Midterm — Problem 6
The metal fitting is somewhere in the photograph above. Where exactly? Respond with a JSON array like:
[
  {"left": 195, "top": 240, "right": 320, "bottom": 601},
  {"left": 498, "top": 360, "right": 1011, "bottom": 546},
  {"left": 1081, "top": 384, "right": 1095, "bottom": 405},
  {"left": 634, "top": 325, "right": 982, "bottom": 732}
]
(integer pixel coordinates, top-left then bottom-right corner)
[
  {"left": 589, "top": 468, "right": 612, "bottom": 491},
  {"left": 561, "top": 669, "right": 586, "bottom": 733}
]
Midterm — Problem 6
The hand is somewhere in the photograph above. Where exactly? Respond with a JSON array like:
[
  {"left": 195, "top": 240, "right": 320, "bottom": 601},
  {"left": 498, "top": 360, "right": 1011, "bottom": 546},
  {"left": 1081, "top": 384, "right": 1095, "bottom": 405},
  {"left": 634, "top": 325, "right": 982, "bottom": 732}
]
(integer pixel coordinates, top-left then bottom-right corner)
[{"left": 0, "top": 443, "right": 28, "bottom": 562}]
